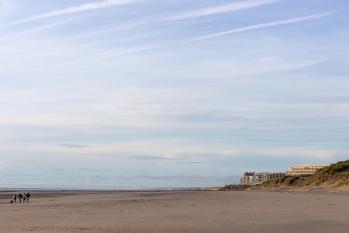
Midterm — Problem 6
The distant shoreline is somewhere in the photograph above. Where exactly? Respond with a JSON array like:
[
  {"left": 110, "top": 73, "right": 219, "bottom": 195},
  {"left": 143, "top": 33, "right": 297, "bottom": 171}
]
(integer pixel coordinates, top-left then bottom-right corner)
[{"left": 0, "top": 187, "right": 210, "bottom": 193}]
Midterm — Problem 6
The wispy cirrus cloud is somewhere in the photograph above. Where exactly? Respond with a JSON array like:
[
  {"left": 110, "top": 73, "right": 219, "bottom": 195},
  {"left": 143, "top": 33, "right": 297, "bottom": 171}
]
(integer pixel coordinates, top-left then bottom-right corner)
[
  {"left": 0, "top": 18, "right": 77, "bottom": 39},
  {"left": 163, "top": 0, "right": 280, "bottom": 21},
  {"left": 58, "top": 144, "right": 89, "bottom": 149},
  {"left": 52, "top": 46, "right": 157, "bottom": 70},
  {"left": 0, "top": 141, "right": 340, "bottom": 160},
  {"left": 0, "top": 0, "right": 139, "bottom": 28},
  {"left": 133, "top": 155, "right": 177, "bottom": 161},
  {"left": 97, "top": 46, "right": 156, "bottom": 60},
  {"left": 191, "top": 11, "right": 335, "bottom": 41}
]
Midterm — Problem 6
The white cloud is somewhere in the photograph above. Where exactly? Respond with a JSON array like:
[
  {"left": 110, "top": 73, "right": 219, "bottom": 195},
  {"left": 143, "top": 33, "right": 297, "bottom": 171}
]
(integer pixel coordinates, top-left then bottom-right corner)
[
  {"left": 18, "top": 46, "right": 158, "bottom": 72},
  {"left": 181, "top": 57, "right": 324, "bottom": 77},
  {"left": 86, "top": 46, "right": 157, "bottom": 63},
  {"left": 242, "top": 147, "right": 338, "bottom": 159},
  {"left": 1, "top": 78, "right": 348, "bottom": 133},
  {"left": 1, "top": 18, "right": 77, "bottom": 40},
  {"left": 191, "top": 11, "right": 335, "bottom": 41},
  {"left": 20, "top": 18, "right": 77, "bottom": 34},
  {"left": 0, "top": 141, "right": 340, "bottom": 160},
  {"left": 0, "top": 0, "right": 139, "bottom": 28},
  {"left": 163, "top": 0, "right": 280, "bottom": 21}
]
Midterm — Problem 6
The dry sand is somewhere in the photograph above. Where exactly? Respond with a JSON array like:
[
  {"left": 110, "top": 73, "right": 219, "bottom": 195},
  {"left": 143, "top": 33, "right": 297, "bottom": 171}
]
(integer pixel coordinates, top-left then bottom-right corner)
[{"left": 0, "top": 190, "right": 348, "bottom": 233}]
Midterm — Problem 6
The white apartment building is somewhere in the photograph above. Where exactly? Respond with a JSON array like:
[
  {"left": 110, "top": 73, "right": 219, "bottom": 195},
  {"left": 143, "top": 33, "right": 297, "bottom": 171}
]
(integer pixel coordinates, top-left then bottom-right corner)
[{"left": 240, "top": 172, "right": 285, "bottom": 186}]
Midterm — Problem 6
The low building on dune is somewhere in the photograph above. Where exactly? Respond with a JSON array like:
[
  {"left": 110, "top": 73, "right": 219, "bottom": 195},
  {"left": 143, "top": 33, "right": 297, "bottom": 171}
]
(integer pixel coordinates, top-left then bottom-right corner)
[
  {"left": 255, "top": 172, "right": 286, "bottom": 185},
  {"left": 240, "top": 172, "right": 286, "bottom": 186}
]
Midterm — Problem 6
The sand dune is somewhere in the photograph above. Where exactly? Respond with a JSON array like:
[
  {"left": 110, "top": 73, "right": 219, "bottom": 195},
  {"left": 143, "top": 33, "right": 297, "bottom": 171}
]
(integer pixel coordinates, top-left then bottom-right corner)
[{"left": 0, "top": 190, "right": 348, "bottom": 233}]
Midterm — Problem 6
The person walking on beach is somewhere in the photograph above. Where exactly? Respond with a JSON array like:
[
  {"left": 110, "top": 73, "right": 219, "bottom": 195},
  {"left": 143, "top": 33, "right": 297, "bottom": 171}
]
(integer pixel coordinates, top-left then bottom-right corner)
[
  {"left": 18, "top": 193, "right": 23, "bottom": 203},
  {"left": 13, "top": 194, "right": 17, "bottom": 203},
  {"left": 26, "top": 192, "right": 31, "bottom": 203}
]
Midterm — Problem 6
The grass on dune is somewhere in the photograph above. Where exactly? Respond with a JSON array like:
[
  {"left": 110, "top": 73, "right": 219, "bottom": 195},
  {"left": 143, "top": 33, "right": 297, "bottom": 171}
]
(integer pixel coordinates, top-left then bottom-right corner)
[{"left": 261, "top": 160, "right": 349, "bottom": 190}]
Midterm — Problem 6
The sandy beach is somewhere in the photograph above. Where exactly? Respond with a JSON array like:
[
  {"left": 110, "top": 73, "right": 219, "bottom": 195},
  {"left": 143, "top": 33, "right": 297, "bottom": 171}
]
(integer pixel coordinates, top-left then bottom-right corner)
[{"left": 0, "top": 190, "right": 348, "bottom": 233}]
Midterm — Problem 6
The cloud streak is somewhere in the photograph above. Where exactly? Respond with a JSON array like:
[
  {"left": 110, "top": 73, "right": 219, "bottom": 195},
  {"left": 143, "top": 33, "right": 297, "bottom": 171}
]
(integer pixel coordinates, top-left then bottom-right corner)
[
  {"left": 0, "top": 0, "right": 138, "bottom": 28},
  {"left": 163, "top": 0, "right": 280, "bottom": 21},
  {"left": 191, "top": 11, "right": 335, "bottom": 41},
  {"left": 58, "top": 144, "right": 88, "bottom": 149},
  {"left": 57, "top": 46, "right": 157, "bottom": 69},
  {"left": 133, "top": 155, "right": 177, "bottom": 161},
  {"left": 97, "top": 46, "right": 156, "bottom": 59}
]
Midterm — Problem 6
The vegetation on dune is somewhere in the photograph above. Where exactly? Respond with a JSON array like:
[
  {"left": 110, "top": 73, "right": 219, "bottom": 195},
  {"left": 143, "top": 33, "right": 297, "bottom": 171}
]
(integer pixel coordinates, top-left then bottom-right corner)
[
  {"left": 306, "top": 160, "right": 349, "bottom": 186},
  {"left": 261, "top": 175, "right": 310, "bottom": 188},
  {"left": 261, "top": 160, "right": 349, "bottom": 190},
  {"left": 222, "top": 184, "right": 249, "bottom": 191}
]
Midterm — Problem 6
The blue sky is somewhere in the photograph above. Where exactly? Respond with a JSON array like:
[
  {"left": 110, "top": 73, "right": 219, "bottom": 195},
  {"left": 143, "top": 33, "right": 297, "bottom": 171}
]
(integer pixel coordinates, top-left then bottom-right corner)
[{"left": 0, "top": 0, "right": 348, "bottom": 189}]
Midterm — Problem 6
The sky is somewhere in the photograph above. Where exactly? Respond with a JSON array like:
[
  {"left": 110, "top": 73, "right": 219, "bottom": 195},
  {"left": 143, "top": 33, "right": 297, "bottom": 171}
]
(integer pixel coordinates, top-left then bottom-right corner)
[{"left": 0, "top": 0, "right": 348, "bottom": 189}]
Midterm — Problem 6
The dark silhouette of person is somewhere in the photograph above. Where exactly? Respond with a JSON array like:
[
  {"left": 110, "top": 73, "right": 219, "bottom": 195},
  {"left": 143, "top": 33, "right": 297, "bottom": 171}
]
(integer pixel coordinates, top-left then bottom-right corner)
[
  {"left": 26, "top": 193, "right": 31, "bottom": 203},
  {"left": 18, "top": 193, "right": 23, "bottom": 203}
]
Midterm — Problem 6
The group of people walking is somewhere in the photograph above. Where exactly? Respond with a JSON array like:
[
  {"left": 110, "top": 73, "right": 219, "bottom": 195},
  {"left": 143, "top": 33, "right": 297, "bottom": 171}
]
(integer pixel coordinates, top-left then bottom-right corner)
[{"left": 11, "top": 192, "right": 31, "bottom": 204}]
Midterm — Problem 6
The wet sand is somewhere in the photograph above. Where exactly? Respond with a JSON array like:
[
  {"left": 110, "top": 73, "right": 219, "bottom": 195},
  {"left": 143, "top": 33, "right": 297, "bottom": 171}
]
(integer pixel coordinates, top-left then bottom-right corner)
[{"left": 0, "top": 190, "right": 348, "bottom": 233}]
